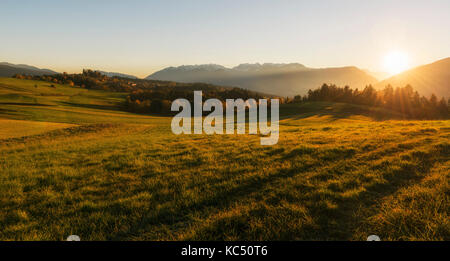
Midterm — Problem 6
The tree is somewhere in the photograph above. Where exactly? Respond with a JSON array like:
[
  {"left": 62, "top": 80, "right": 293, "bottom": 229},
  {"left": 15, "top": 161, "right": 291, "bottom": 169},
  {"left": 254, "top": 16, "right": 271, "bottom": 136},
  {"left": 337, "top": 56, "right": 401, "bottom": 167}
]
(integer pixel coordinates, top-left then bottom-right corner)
[
  {"left": 430, "top": 94, "right": 438, "bottom": 107},
  {"left": 438, "top": 98, "right": 449, "bottom": 117},
  {"left": 383, "top": 85, "right": 394, "bottom": 109}
]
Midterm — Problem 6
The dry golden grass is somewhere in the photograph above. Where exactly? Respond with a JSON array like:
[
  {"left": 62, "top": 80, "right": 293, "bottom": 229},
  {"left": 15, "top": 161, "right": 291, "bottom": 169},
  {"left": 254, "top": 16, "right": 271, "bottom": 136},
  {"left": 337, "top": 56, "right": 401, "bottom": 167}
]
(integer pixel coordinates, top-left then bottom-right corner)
[{"left": 0, "top": 119, "right": 75, "bottom": 139}]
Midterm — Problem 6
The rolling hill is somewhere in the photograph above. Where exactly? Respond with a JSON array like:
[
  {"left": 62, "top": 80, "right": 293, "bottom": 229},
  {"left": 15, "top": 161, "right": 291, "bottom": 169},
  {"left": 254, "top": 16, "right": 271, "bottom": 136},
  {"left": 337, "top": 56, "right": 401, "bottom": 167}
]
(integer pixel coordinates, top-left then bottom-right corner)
[
  {"left": 0, "top": 62, "right": 58, "bottom": 77},
  {"left": 376, "top": 57, "right": 450, "bottom": 97},
  {"left": 146, "top": 63, "right": 378, "bottom": 97}
]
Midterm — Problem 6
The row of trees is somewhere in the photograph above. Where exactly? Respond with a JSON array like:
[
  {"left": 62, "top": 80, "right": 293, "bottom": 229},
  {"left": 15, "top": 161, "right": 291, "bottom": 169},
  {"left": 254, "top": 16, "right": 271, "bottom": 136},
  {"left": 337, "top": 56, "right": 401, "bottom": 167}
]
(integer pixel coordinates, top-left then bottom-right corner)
[
  {"left": 14, "top": 69, "right": 166, "bottom": 92},
  {"left": 290, "top": 84, "right": 449, "bottom": 119}
]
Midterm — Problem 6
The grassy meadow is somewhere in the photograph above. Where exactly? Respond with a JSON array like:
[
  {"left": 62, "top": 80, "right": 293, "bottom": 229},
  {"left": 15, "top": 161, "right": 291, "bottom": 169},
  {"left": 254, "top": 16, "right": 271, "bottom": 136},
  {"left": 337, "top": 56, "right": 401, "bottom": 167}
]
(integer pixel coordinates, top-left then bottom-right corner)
[{"left": 0, "top": 77, "right": 449, "bottom": 240}]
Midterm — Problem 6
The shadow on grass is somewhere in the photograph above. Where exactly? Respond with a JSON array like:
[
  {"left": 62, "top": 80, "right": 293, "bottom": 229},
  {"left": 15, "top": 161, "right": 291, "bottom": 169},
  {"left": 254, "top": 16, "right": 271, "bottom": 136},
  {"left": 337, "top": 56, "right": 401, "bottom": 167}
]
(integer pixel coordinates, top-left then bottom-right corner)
[
  {"left": 58, "top": 101, "right": 173, "bottom": 118},
  {"left": 0, "top": 102, "right": 52, "bottom": 106},
  {"left": 107, "top": 140, "right": 449, "bottom": 240},
  {"left": 0, "top": 107, "right": 27, "bottom": 119},
  {"left": 303, "top": 142, "right": 450, "bottom": 240},
  {"left": 59, "top": 101, "right": 125, "bottom": 112},
  {"left": 0, "top": 123, "right": 119, "bottom": 145},
  {"left": 279, "top": 102, "right": 407, "bottom": 122}
]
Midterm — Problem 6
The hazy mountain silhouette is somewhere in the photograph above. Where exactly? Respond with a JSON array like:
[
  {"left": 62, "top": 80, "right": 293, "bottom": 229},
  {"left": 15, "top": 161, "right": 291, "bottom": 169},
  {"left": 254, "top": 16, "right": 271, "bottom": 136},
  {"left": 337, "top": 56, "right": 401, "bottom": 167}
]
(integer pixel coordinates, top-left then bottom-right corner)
[
  {"left": 376, "top": 57, "right": 450, "bottom": 97},
  {"left": 5, "top": 58, "right": 449, "bottom": 98},
  {"left": 96, "top": 71, "right": 138, "bottom": 79},
  {"left": 363, "top": 69, "right": 390, "bottom": 81},
  {"left": 146, "top": 63, "right": 377, "bottom": 96},
  {"left": 0, "top": 62, "right": 58, "bottom": 77}
]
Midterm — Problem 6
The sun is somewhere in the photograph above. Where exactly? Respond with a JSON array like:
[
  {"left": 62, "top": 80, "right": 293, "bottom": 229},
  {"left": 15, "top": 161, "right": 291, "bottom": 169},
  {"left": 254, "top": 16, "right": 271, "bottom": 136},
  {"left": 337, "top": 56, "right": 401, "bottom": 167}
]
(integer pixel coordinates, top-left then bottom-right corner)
[{"left": 382, "top": 51, "right": 409, "bottom": 75}]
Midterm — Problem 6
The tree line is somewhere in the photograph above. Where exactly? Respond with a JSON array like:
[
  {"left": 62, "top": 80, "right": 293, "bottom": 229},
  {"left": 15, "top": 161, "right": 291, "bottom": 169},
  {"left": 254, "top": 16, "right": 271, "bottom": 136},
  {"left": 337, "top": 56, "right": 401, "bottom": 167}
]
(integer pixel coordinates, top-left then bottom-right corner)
[
  {"left": 14, "top": 69, "right": 194, "bottom": 92},
  {"left": 289, "top": 84, "right": 449, "bottom": 119},
  {"left": 126, "top": 86, "right": 273, "bottom": 114}
]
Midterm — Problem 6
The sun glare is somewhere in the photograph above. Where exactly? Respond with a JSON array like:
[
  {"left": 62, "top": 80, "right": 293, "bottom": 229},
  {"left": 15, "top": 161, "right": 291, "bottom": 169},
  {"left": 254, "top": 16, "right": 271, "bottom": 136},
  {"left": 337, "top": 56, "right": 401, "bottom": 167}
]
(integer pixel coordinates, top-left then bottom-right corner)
[{"left": 383, "top": 51, "right": 410, "bottom": 75}]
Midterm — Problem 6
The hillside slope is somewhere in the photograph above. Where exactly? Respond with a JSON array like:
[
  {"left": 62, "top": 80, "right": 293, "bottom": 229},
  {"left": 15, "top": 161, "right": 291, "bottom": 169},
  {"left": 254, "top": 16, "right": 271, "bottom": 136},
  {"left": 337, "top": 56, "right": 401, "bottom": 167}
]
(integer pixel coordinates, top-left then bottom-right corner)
[
  {"left": 376, "top": 57, "right": 450, "bottom": 97},
  {"left": 0, "top": 62, "right": 57, "bottom": 77}
]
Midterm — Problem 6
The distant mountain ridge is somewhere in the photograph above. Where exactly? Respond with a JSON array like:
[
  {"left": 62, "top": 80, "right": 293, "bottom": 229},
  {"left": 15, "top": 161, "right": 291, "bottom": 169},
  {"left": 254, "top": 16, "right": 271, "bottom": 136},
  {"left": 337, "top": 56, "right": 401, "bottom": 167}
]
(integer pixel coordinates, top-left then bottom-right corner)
[
  {"left": 232, "top": 63, "right": 307, "bottom": 72},
  {"left": 0, "top": 63, "right": 139, "bottom": 80},
  {"left": 155, "top": 63, "right": 308, "bottom": 74},
  {"left": 3, "top": 58, "right": 449, "bottom": 98},
  {"left": 0, "top": 62, "right": 58, "bottom": 77},
  {"left": 146, "top": 63, "right": 378, "bottom": 96},
  {"left": 96, "top": 70, "right": 138, "bottom": 79},
  {"left": 376, "top": 57, "right": 450, "bottom": 97}
]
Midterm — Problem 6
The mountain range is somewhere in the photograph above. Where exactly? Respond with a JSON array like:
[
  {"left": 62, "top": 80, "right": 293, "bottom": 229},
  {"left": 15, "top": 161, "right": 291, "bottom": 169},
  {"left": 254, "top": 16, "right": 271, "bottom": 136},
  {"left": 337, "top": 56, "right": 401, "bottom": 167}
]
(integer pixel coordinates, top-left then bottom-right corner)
[
  {"left": 146, "top": 63, "right": 378, "bottom": 97},
  {"left": 0, "top": 63, "right": 140, "bottom": 80},
  {"left": 95, "top": 70, "right": 138, "bottom": 79},
  {"left": 2, "top": 58, "right": 449, "bottom": 98},
  {"left": 0, "top": 62, "right": 58, "bottom": 76}
]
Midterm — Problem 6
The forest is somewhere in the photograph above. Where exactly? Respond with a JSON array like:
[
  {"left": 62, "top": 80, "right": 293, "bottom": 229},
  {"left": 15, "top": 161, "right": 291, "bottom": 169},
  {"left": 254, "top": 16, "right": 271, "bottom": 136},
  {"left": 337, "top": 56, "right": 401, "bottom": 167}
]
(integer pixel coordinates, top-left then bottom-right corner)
[{"left": 291, "top": 84, "right": 449, "bottom": 119}]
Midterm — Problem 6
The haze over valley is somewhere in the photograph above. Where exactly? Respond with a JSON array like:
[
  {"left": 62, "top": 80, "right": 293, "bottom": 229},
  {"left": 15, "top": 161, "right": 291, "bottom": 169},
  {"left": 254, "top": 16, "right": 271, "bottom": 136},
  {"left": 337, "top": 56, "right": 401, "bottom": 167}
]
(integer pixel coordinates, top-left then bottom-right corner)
[{"left": 146, "top": 63, "right": 378, "bottom": 97}]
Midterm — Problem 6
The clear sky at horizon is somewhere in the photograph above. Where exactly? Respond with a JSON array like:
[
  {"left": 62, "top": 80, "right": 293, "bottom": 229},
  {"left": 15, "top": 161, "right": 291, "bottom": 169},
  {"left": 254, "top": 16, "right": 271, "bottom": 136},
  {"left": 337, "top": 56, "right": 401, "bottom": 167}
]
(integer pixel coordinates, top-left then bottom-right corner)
[{"left": 1, "top": 0, "right": 449, "bottom": 78}]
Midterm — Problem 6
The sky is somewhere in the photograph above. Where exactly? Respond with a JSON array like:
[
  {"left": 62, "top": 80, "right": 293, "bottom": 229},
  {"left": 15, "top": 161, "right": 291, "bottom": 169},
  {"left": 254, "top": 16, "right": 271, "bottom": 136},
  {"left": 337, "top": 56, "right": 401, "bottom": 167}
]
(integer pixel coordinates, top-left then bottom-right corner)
[{"left": 1, "top": 0, "right": 450, "bottom": 78}]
